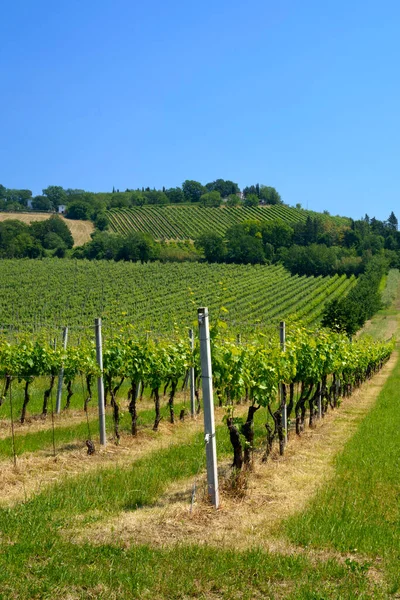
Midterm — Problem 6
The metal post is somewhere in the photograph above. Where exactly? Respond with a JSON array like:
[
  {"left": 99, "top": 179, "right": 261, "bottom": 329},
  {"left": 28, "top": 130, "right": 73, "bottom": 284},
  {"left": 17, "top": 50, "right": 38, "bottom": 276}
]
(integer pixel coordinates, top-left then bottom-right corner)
[
  {"left": 280, "top": 321, "right": 288, "bottom": 445},
  {"left": 55, "top": 326, "right": 68, "bottom": 414},
  {"left": 197, "top": 308, "right": 219, "bottom": 508},
  {"left": 95, "top": 318, "right": 107, "bottom": 446},
  {"left": 189, "top": 328, "right": 196, "bottom": 418}
]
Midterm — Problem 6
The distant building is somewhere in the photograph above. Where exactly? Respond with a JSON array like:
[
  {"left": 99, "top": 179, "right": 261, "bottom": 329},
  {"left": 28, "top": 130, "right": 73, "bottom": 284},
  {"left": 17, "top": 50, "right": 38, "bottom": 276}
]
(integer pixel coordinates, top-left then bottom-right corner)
[
  {"left": 27, "top": 199, "right": 33, "bottom": 209},
  {"left": 236, "top": 192, "right": 244, "bottom": 200},
  {"left": 58, "top": 204, "right": 66, "bottom": 214}
]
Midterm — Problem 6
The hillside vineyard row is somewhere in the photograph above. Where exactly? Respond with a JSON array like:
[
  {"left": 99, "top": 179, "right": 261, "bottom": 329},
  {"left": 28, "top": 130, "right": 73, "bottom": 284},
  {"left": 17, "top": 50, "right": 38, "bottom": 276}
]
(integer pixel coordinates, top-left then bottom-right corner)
[{"left": 0, "top": 260, "right": 355, "bottom": 339}]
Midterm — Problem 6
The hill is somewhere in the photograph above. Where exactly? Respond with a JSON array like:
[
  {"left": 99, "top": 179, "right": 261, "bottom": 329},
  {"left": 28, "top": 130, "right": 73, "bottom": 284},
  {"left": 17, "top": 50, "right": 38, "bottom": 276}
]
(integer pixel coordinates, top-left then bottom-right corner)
[{"left": 107, "top": 204, "right": 349, "bottom": 240}]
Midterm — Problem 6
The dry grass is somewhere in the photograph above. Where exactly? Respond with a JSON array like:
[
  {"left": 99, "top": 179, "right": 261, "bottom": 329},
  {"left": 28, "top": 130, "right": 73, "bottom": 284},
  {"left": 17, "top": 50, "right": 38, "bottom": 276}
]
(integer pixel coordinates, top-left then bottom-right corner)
[
  {"left": 0, "top": 212, "right": 93, "bottom": 246},
  {"left": 71, "top": 351, "right": 397, "bottom": 559},
  {"left": 0, "top": 407, "right": 230, "bottom": 507},
  {"left": 0, "top": 407, "right": 96, "bottom": 440}
]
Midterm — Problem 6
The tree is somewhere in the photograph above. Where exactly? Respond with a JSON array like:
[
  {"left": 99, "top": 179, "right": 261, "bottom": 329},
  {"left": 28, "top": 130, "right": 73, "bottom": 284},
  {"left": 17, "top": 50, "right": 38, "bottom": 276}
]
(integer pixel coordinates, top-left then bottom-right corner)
[
  {"left": 66, "top": 201, "right": 90, "bottom": 220},
  {"left": 42, "top": 186, "right": 67, "bottom": 209},
  {"left": 144, "top": 190, "right": 169, "bottom": 205},
  {"left": 259, "top": 186, "right": 282, "bottom": 205},
  {"left": 42, "top": 232, "right": 67, "bottom": 251},
  {"left": 195, "top": 233, "right": 225, "bottom": 262},
  {"left": 243, "top": 185, "right": 258, "bottom": 198},
  {"left": 182, "top": 180, "right": 206, "bottom": 203},
  {"left": 109, "top": 193, "right": 131, "bottom": 208},
  {"left": 226, "top": 194, "right": 240, "bottom": 206},
  {"left": 244, "top": 194, "right": 259, "bottom": 207},
  {"left": 30, "top": 215, "right": 74, "bottom": 249},
  {"left": 94, "top": 212, "right": 109, "bottom": 231},
  {"left": 130, "top": 191, "right": 147, "bottom": 206},
  {"left": 205, "top": 179, "right": 239, "bottom": 197},
  {"left": 387, "top": 211, "right": 398, "bottom": 231},
  {"left": 118, "top": 232, "right": 160, "bottom": 262},
  {"left": 200, "top": 191, "right": 222, "bottom": 207},
  {"left": 225, "top": 225, "right": 265, "bottom": 264},
  {"left": 32, "top": 195, "right": 52, "bottom": 211},
  {"left": 76, "top": 231, "right": 123, "bottom": 260},
  {"left": 165, "top": 187, "right": 184, "bottom": 203},
  {"left": 281, "top": 244, "right": 338, "bottom": 277},
  {"left": 261, "top": 219, "right": 293, "bottom": 249}
]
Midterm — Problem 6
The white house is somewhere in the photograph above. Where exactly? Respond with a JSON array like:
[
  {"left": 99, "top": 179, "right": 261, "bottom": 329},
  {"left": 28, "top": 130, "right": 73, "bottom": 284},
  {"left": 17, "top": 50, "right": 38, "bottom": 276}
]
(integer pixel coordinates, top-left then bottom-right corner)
[
  {"left": 27, "top": 199, "right": 33, "bottom": 209},
  {"left": 58, "top": 204, "right": 66, "bottom": 214}
]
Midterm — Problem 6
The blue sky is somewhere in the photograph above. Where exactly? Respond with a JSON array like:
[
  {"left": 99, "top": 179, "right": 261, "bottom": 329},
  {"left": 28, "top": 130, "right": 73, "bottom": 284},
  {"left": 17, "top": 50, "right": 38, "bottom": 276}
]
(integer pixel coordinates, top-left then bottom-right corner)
[{"left": 1, "top": 0, "right": 399, "bottom": 220}]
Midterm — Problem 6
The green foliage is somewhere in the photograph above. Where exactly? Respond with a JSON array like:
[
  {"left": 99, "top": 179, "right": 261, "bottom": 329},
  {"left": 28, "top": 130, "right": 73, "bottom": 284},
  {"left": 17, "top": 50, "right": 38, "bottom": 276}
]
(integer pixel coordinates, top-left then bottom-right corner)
[
  {"left": 225, "top": 224, "right": 265, "bottom": 264},
  {"left": 243, "top": 193, "right": 259, "bottom": 207},
  {"left": 259, "top": 185, "right": 282, "bottom": 204},
  {"left": 195, "top": 232, "right": 226, "bottom": 262},
  {"left": 322, "top": 256, "right": 387, "bottom": 334},
  {"left": 42, "top": 185, "right": 67, "bottom": 209},
  {"left": 30, "top": 215, "right": 74, "bottom": 249},
  {"left": 66, "top": 200, "right": 90, "bottom": 220},
  {"left": 205, "top": 179, "right": 239, "bottom": 197},
  {"left": 73, "top": 231, "right": 159, "bottom": 262},
  {"left": 0, "top": 260, "right": 356, "bottom": 336},
  {"left": 107, "top": 205, "right": 310, "bottom": 241},
  {"left": 200, "top": 191, "right": 222, "bottom": 207},
  {"left": 182, "top": 179, "right": 206, "bottom": 202},
  {"left": 164, "top": 186, "right": 184, "bottom": 203}
]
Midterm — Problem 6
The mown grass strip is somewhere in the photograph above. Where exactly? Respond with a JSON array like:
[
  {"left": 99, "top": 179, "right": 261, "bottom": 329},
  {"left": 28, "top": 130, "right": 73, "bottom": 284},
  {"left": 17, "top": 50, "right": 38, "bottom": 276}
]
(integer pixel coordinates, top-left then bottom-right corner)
[
  {"left": 0, "top": 401, "right": 189, "bottom": 458},
  {"left": 284, "top": 351, "right": 400, "bottom": 595},
  {"left": 0, "top": 417, "right": 382, "bottom": 600}
]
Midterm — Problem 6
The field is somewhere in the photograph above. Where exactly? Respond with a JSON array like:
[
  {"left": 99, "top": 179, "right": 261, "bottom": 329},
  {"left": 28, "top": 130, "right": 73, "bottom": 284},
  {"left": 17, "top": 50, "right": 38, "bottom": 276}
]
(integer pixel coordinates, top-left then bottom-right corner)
[
  {"left": 0, "top": 275, "right": 398, "bottom": 598},
  {"left": 0, "top": 212, "right": 94, "bottom": 246},
  {"left": 107, "top": 204, "right": 350, "bottom": 240},
  {"left": 0, "top": 259, "right": 356, "bottom": 338}
]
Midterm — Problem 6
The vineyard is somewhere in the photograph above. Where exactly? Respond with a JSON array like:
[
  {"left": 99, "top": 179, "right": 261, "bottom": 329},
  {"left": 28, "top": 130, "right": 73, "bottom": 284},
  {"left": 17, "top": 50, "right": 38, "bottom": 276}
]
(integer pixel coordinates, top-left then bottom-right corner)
[
  {"left": 0, "top": 259, "right": 356, "bottom": 338},
  {"left": 0, "top": 263, "right": 398, "bottom": 598},
  {"left": 107, "top": 204, "right": 350, "bottom": 240},
  {"left": 0, "top": 321, "right": 393, "bottom": 452}
]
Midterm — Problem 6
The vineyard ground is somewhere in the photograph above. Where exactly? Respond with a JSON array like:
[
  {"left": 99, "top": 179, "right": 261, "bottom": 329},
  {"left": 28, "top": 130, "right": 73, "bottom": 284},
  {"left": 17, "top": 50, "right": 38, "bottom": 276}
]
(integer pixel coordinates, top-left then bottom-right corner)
[
  {"left": 73, "top": 350, "right": 398, "bottom": 554},
  {"left": 0, "top": 212, "right": 93, "bottom": 246},
  {"left": 0, "top": 286, "right": 399, "bottom": 598}
]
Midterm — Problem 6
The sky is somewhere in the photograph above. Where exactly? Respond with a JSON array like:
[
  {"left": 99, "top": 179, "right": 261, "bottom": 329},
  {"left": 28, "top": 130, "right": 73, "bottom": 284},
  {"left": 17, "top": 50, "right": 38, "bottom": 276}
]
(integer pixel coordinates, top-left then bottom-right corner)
[{"left": 1, "top": 0, "right": 400, "bottom": 221}]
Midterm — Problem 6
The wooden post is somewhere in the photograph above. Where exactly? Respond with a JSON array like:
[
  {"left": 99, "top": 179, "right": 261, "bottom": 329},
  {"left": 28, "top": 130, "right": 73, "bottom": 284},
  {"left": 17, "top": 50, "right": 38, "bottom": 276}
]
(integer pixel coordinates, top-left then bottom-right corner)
[
  {"left": 197, "top": 308, "right": 219, "bottom": 509},
  {"left": 189, "top": 328, "right": 196, "bottom": 418},
  {"left": 317, "top": 384, "right": 322, "bottom": 419},
  {"left": 55, "top": 326, "right": 68, "bottom": 414},
  {"left": 280, "top": 321, "right": 288, "bottom": 445},
  {"left": 95, "top": 318, "right": 107, "bottom": 446}
]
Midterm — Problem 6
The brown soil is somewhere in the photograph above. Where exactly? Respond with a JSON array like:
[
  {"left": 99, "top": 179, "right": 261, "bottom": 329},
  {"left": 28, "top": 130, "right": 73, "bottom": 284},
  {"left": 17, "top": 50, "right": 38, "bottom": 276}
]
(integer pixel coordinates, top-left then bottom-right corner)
[{"left": 0, "top": 212, "right": 93, "bottom": 246}]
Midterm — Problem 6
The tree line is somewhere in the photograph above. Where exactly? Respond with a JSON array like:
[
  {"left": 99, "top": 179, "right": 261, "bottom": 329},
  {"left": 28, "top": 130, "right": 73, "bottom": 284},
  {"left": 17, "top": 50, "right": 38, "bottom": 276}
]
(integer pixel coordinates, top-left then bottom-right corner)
[
  {"left": 0, "top": 217, "right": 73, "bottom": 258},
  {"left": 195, "top": 212, "right": 399, "bottom": 275},
  {"left": 0, "top": 180, "right": 282, "bottom": 226}
]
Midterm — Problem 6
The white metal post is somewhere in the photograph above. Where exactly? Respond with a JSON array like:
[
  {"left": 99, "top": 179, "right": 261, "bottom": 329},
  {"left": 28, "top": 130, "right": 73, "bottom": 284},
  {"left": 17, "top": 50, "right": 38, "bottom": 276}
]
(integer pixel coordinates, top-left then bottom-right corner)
[
  {"left": 56, "top": 326, "right": 68, "bottom": 414},
  {"left": 197, "top": 308, "right": 219, "bottom": 509},
  {"left": 280, "top": 321, "right": 288, "bottom": 445},
  {"left": 189, "top": 328, "right": 196, "bottom": 418},
  {"left": 95, "top": 318, "right": 107, "bottom": 446}
]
